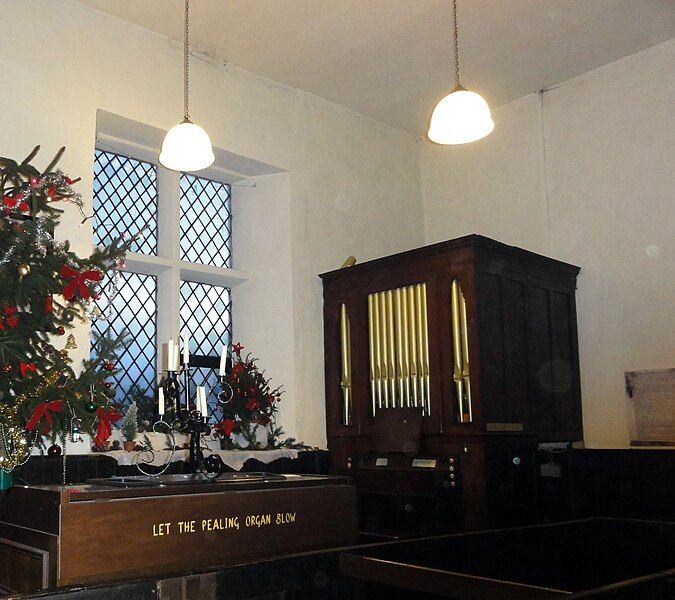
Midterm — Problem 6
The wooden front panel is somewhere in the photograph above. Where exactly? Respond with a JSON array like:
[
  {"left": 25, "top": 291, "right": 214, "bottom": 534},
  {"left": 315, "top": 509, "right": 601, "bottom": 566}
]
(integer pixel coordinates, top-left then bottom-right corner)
[
  {"left": 59, "top": 484, "right": 357, "bottom": 585},
  {"left": 0, "top": 542, "right": 48, "bottom": 594},
  {"left": 527, "top": 282, "right": 582, "bottom": 439}
]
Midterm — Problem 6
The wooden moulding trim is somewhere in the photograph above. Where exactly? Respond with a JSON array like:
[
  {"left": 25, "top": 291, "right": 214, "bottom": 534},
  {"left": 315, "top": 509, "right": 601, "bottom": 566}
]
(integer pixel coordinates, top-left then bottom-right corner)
[
  {"left": 339, "top": 553, "right": 570, "bottom": 599},
  {"left": 318, "top": 234, "right": 580, "bottom": 282}
]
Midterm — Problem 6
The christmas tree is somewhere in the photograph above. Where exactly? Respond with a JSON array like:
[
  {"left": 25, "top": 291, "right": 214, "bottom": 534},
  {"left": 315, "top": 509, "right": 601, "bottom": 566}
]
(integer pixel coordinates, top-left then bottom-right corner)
[{"left": 0, "top": 146, "right": 132, "bottom": 471}]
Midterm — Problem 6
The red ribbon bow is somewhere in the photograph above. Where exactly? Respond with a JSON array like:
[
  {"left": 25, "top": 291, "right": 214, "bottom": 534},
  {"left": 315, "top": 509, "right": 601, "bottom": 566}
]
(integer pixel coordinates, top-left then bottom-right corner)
[
  {"left": 60, "top": 265, "right": 103, "bottom": 301},
  {"left": 19, "top": 361, "right": 37, "bottom": 377},
  {"left": 26, "top": 399, "right": 64, "bottom": 434},
  {"left": 94, "top": 406, "right": 122, "bottom": 447},
  {"left": 0, "top": 305, "right": 19, "bottom": 330}
]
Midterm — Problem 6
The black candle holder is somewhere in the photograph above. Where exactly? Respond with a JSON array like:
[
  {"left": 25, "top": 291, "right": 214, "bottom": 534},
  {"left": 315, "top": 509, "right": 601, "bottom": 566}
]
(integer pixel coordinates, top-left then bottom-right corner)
[{"left": 148, "top": 365, "right": 234, "bottom": 478}]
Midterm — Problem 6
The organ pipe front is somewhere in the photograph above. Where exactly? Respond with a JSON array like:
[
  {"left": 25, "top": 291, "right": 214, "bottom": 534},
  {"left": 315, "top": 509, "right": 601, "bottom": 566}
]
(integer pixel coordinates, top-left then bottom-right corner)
[
  {"left": 339, "top": 303, "right": 352, "bottom": 426},
  {"left": 367, "top": 284, "right": 430, "bottom": 416},
  {"left": 451, "top": 280, "right": 472, "bottom": 423}
]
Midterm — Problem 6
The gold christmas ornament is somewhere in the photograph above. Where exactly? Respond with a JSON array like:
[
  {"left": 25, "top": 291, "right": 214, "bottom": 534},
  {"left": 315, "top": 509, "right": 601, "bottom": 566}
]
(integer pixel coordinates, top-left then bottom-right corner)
[
  {"left": 65, "top": 334, "right": 78, "bottom": 349},
  {"left": 17, "top": 263, "right": 31, "bottom": 277},
  {"left": 59, "top": 349, "right": 69, "bottom": 359}
]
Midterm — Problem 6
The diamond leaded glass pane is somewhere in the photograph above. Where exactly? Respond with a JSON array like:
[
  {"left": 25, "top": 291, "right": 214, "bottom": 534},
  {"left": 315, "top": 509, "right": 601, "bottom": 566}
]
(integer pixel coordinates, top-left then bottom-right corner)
[
  {"left": 93, "top": 149, "right": 157, "bottom": 254},
  {"left": 179, "top": 280, "right": 232, "bottom": 358},
  {"left": 190, "top": 367, "right": 220, "bottom": 412},
  {"left": 92, "top": 271, "right": 157, "bottom": 404},
  {"left": 179, "top": 174, "right": 232, "bottom": 267}
]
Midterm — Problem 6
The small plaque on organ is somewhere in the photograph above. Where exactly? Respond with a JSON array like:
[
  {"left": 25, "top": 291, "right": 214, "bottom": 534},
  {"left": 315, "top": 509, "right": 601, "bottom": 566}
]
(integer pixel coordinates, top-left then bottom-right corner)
[
  {"left": 412, "top": 458, "right": 436, "bottom": 468},
  {"left": 375, "top": 458, "right": 388, "bottom": 466}
]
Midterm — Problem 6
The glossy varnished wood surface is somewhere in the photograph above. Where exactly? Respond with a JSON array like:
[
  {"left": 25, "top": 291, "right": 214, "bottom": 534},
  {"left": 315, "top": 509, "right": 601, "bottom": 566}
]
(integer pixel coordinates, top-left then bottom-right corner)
[
  {"left": 0, "top": 476, "right": 358, "bottom": 591},
  {"left": 58, "top": 483, "right": 357, "bottom": 585}
]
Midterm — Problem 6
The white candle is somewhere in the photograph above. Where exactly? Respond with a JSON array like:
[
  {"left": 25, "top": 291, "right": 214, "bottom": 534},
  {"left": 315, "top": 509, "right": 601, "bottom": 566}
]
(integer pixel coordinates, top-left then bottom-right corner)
[
  {"left": 219, "top": 345, "right": 227, "bottom": 377},
  {"left": 167, "top": 338, "right": 175, "bottom": 372},
  {"left": 197, "top": 386, "right": 207, "bottom": 415},
  {"left": 182, "top": 334, "right": 190, "bottom": 366},
  {"left": 174, "top": 343, "right": 180, "bottom": 372},
  {"left": 158, "top": 387, "right": 165, "bottom": 416}
]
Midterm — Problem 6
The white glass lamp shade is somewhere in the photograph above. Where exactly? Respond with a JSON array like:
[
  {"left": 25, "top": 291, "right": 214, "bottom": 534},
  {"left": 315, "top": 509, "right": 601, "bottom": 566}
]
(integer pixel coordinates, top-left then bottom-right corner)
[
  {"left": 159, "top": 121, "right": 215, "bottom": 172},
  {"left": 427, "top": 88, "right": 494, "bottom": 145}
]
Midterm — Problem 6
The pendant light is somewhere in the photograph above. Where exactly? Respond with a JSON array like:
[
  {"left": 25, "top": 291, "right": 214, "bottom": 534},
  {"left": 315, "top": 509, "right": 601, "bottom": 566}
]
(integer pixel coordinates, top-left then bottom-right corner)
[
  {"left": 427, "top": 0, "right": 494, "bottom": 145},
  {"left": 159, "top": 0, "right": 215, "bottom": 172}
]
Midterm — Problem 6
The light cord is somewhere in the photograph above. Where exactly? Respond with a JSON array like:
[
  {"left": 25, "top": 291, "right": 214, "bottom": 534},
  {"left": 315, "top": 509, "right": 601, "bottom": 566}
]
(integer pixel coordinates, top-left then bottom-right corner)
[
  {"left": 184, "top": 0, "right": 190, "bottom": 122},
  {"left": 452, "top": 0, "right": 462, "bottom": 89}
]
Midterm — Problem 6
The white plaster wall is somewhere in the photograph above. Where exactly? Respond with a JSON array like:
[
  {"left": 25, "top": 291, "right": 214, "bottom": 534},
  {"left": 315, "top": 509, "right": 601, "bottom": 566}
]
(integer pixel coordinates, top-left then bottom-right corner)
[
  {"left": 1, "top": 0, "right": 423, "bottom": 446},
  {"left": 421, "top": 39, "right": 675, "bottom": 448},
  {"left": 232, "top": 173, "right": 297, "bottom": 437}
]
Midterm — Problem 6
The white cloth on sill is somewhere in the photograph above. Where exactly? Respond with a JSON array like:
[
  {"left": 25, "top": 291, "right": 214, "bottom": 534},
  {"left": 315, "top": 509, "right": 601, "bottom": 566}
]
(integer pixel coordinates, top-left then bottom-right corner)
[{"left": 107, "top": 448, "right": 299, "bottom": 472}]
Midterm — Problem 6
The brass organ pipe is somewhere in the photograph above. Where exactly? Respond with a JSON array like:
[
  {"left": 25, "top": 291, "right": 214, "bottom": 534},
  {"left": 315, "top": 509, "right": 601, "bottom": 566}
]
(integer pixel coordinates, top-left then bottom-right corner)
[
  {"left": 386, "top": 290, "right": 396, "bottom": 406},
  {"left": 407, "top": 286, "right": 419, "bottom": 407},
  {"left": 378, "top": 293, "right": 389, "bottom": 408},
  {"left": 368, "top": 295, "right": 377, "bottom": 416},
  {"left": 459, "top": 287, "right": 473, "bottom": 422},
  {"left": 400, "top": 288, "right": 411, "bottom": 406},
  {"left": 394, "top": 289, "right": 405, "bottom": 407},
  {"left": 372, "top": 293, "right": 383, "bottom": 411},
  {"left": 346, "top": 316, "right": 353, "bottom": 421},
  {"left": 451, "top": 280, "right": 465, "bottom": 422},
  {"left": 415, "top": 285, "right": 426, "bottom": 411},
  {"left": 420, "top": 284, "right": 430, "bottom": 415},
  {"left": 339, "top": 304, "right": 352, "bottom": 426}
]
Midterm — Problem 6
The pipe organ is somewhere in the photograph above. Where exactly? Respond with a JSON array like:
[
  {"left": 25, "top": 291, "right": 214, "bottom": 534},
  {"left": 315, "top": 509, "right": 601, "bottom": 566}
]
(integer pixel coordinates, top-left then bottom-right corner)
[{"left": 320, "top": 235, "right": 583, "bottom": 533}]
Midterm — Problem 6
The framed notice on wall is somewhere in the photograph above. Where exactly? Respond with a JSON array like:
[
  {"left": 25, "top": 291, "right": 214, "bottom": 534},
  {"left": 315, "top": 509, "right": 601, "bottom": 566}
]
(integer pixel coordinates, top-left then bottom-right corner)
[{"left": 626, "top": 368, "right": 675, "bottom": 446}]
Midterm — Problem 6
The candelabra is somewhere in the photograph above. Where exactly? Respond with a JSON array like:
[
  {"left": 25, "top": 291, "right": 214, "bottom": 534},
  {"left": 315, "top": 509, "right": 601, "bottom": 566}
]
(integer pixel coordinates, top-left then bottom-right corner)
[{"left": 135, "top": 362, "right": 232, "bottom": 478}]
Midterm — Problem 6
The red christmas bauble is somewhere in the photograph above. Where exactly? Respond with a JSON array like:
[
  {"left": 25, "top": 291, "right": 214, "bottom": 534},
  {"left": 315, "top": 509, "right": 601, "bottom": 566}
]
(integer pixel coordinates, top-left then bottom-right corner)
[
  {"left": 56, "top": 326, "right": 65, "bottom": 335},
  {"left": 103, "top": 362, "right": 115, "bottom": 371},
  {"left": 99, "top": 380, "right": 112, "bottom": 389},
  {"left": 47, "top": 444, "right": 62, "bottom": 457},
  {"left": 2, "top": 364, "right": 11, "bottom": 373}
]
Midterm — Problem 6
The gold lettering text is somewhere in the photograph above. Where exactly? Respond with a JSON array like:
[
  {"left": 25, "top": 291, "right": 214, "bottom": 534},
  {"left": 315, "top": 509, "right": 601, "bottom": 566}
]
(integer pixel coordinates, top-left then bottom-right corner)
[
  {"left": 152, "top": 522, "right": 172, "bottom": 536},
  {"left": 178, "top": 520, "right": 196, "bottom": 533}
]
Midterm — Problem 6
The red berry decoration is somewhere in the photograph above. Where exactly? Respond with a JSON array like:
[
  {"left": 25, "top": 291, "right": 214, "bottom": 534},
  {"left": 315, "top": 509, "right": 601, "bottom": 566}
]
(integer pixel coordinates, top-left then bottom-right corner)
[
  {"left": 103, "top": 361, "right": 115, "bottom": 371},
  {"left": 56, "top": 326, "right": 65, "bottom": 335},
  {"left": 47, "top": 444, "right": 62, "bottom": 457}
]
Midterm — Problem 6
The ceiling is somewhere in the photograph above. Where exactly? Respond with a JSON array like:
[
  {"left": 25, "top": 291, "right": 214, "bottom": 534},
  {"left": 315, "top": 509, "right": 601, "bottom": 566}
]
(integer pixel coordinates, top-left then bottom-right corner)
[{"left": 75, "top": 0, "right": 675, "bottom": 134}]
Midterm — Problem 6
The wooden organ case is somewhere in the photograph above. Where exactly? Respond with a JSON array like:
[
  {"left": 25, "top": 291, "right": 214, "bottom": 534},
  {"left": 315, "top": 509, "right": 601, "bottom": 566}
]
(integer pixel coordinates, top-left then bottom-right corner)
[{"left": 320, "top": 235, "right": 583, "bottom": 533}]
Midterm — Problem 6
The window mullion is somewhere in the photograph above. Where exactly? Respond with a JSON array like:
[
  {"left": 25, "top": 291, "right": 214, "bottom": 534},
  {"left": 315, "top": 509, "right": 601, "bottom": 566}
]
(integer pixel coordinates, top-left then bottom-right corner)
[{"left": 156, "top": 165, "right": 181, "bottom": 375}]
